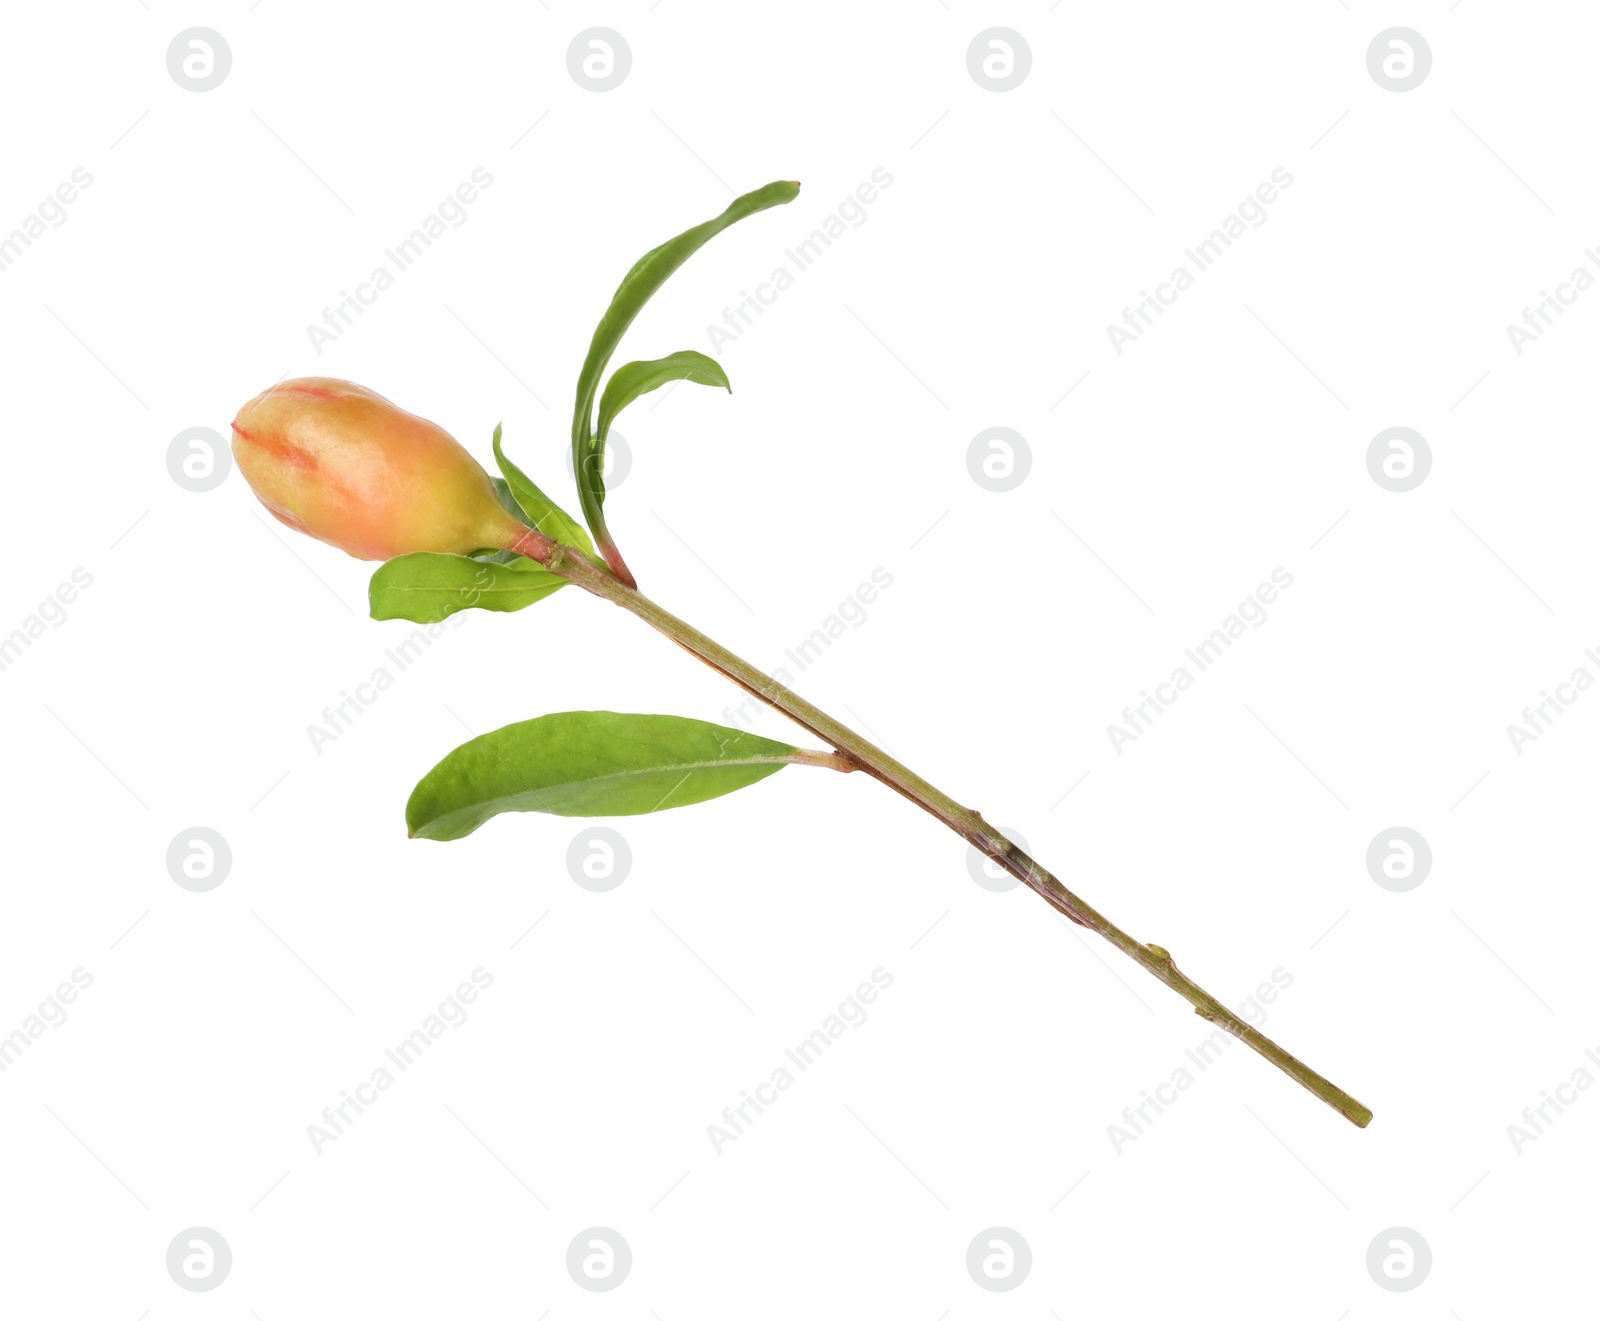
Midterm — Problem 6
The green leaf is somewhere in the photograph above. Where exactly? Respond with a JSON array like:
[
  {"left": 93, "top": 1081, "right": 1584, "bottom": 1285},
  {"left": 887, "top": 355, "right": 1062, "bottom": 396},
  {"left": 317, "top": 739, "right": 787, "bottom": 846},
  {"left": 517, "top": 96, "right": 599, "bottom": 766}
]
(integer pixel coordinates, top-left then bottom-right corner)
[
  {"left": 370, "top": 552, "right": 565, "bottom": 624},
  {"left": 570, "top": 180, "right": 800, "bottom": 556},
  {"left": 491, "top": 425, "right": 596, "bottom": 555},
  {"left": 407, "top": 711, "right": 801, "bottom": 840},
  {"left": 596, "top": 351, "right": 730, "bottom": 454},
  {"left": 491, "top": 477, "right": 526, "bottom": 523}
]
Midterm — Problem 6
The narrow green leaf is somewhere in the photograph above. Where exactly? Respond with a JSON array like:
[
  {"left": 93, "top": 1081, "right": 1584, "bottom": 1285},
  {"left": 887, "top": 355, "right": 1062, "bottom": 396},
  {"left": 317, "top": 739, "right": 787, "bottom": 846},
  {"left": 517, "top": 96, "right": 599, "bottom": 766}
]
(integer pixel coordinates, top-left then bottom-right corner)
[
  {"left": 491, "top": 477, "right": 526, "bottom": 523},
  {"left": 570, "top": 180, "right": 800, "bottom": 553},
  {"left": 407, "top": 711, "right": 800, "bottom": 840},
  {"left": 370, "top": 552, "right": 564, "bottom": 624},
  {"left": 491, "top": 425, "right": 596, "bottom": 555},
  {"left": 597, "top": 351, "right": 730, "bottom": 454}
]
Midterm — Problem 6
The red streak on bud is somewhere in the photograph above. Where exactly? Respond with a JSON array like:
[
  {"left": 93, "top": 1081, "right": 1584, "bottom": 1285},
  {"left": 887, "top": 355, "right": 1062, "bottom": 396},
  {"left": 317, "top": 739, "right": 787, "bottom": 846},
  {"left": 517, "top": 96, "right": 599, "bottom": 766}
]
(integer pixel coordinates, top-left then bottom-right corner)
[{"left": 231, "top": 420, "right": 318, "bottom": 471}]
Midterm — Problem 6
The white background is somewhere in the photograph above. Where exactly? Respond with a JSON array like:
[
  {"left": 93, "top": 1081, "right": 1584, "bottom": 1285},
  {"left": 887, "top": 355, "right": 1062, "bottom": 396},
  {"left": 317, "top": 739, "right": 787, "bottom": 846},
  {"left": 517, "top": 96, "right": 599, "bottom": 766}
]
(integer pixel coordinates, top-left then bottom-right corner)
[{"left": 1, "top": 2, "right": 1594, "bottom": 1316}]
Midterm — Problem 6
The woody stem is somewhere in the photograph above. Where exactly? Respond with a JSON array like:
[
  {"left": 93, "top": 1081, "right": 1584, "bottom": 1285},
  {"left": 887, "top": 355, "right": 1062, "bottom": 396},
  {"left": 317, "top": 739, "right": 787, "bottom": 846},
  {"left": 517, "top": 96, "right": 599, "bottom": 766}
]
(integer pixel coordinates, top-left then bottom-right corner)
[{"left": 544, "top": 541, "right": 1372, "bottom": 1128}]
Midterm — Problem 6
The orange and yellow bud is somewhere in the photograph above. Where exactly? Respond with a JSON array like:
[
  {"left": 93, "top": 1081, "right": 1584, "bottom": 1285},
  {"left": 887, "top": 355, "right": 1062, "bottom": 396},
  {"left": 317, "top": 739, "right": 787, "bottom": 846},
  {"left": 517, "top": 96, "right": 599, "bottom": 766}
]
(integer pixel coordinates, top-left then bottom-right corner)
[{"left": 231, "top": 378, "right": 539, "bottom": 562}]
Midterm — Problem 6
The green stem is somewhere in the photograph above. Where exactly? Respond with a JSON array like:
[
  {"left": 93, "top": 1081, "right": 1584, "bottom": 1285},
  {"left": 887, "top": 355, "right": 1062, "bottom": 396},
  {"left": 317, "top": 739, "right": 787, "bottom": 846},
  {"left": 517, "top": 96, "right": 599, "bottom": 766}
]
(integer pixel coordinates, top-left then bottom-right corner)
[{"left": 548, "top": 543, "right": 1372, "bottom": 1128}]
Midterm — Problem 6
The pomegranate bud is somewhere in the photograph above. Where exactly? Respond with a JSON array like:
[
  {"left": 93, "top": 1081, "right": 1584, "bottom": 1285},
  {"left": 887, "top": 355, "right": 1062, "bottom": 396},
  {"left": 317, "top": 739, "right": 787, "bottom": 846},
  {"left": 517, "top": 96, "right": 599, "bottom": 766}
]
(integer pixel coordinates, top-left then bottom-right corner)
[{"left": 231, "top": 378, "right": 537, "bottom": 562}]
